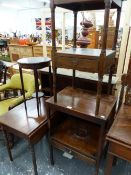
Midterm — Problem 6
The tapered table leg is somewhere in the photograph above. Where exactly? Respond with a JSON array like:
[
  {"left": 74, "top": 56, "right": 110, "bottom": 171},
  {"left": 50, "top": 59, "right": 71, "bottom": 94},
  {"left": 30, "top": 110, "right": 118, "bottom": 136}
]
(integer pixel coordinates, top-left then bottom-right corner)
[
  {"left": 3, "top": 129, "right": 13, "bottom": 161},
  {"left": 105, "top": 153, "right": 114, "bottom": 175},
  {"left": 29, "top": 142, "right": 38, "bottom": 175}
]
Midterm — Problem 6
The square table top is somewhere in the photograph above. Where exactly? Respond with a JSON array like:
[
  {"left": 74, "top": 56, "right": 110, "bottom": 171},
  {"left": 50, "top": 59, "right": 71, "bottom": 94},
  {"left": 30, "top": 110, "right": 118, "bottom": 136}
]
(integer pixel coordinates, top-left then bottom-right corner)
[
  {"left": 46, "top": 86, "right": 117, "bottom": 124},
  {"left": 0, "top": 98, "right": 47, "bottom": 137}
]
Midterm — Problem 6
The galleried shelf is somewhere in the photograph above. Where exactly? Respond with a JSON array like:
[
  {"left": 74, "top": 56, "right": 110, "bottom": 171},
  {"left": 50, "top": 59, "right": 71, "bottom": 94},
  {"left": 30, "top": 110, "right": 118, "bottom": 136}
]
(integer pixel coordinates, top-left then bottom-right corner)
[{"left": 46, "top": 0, "right": 123, "bottom": 175}]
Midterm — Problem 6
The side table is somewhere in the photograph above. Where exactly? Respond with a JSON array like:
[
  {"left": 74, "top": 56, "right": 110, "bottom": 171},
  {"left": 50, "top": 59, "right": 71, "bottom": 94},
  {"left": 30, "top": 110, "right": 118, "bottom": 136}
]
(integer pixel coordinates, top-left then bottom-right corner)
[
  {"left": 0, "top": 98, "right": 48, "bottom": 175},
  {"left": 17, "top": 57, "right": 51, "bottom": 116}
]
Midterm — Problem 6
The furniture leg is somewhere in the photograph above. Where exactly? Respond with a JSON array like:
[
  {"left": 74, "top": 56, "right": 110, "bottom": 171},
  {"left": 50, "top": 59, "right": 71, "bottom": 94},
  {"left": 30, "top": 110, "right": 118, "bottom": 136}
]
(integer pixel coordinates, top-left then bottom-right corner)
[
  {"left": 8, "top": 133, "right": 14, "bottom": 149},
  {"left": 48, "top": 133, "right": 54, "bottom": 165},
  {"left": 29, "top": 142, "right": 38, "bottom": 175},
  {"left": 104, "top": 153, "right": 114, "bottom": 175},
  {"left": 49, "top": 65, "right": 53, "bottom": 96},
  {"left": 46, "top": 104, "right": 54, "bottom": 165},
  {"left": 19, "top": 66, "right": 28, "bottom": 115},
  {"left": 34, "top": 69, "right": 40, "bottom": 116},
  {"left": 95, "top": 124, "right": 105, "bottom": 175},
  {"left": 3, "top": 129, "right": 13, "bottom": 161},
  {"left": 107, "top": 65, "right": 114, "bottom": 95},
  {"left": 53, "top": 67, "right": 57, "bottom": 102}
]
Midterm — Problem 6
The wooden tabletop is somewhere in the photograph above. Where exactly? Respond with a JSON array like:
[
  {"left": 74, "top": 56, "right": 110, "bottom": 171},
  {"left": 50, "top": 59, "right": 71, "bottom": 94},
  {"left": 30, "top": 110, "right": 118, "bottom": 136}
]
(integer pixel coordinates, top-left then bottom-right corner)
[
  {"left": 107, "top": 104, "right": 131, "bottom": 147},
  {"left": 0, "top": 98, "right": 47, "bottom": 137},
  {"left": 17, "top": 57, "right": 51, "bottom": 65},
  {"left": 46, "top": 86, "right": 117, "bottom": 123},
  {"left": 17, "top": 57, "right": 51, "bottom": 70},
  {"left": 53, "top": 0, "right": 122, "bottom": 11},
  {"left": 57, "top": 48, "right": 115, "bottom": 58}
]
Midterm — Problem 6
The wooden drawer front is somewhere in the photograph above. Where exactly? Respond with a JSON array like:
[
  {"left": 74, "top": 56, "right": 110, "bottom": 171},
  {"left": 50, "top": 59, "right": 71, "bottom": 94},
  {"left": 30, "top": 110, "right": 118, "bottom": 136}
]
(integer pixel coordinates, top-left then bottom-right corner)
[
  {"left": 109, "top": 142, "right": 131, "bottom": 162},
  {"left": 34, "top": 53, "right": 43, "bottom": 57},
  {"left": 9, "top": 47, "right": 19, "bottom": 53},
  {"left": 19, "top": 47, "right": 33, "bottom": 57},
  {"left": 55, "top": 56, "right": 78, "bottom": 69},
  {"left": 77, "top": 58, "right": 98, "bottom": 72},
  {"left": 33, "top": 46, "right": 43, "bottom": 52}
]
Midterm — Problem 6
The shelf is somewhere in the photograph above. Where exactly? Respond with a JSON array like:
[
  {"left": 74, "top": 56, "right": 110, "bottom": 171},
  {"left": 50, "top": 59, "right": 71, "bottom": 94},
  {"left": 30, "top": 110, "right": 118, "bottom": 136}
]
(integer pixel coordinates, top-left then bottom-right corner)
[
  {"left": 57, "top": 48, "right": 115, "bottom": 58},
  {"left": 53, "top": 0, "right": 122, "bottom": 11},
  {"left": 51, "top": 116, "right": 100, "bottom": 163},
  {"left": 54, "top": 48, "right": 115, "bottom": 73},
  {"left": 46, "top": 86, "right": 117, "bottom": 123}
]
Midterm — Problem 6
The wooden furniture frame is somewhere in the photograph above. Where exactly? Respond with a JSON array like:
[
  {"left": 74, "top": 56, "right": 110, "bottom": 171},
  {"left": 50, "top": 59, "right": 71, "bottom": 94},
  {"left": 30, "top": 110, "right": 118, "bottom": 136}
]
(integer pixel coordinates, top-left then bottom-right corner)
[
  {"left": 51, "top": 0, "right": 122, "bottom": 114},
  {"left": 17, "top": 57, "right": 51, "bottom": 116},
  {"left": 104, "top": 57, "right": 131, "bottom": 175},
  {"left": 46, "top": 1, "right": 123, "bottom": 175},
  {"left": 0, "top": 98, "right": 48, "bottom": 175}
]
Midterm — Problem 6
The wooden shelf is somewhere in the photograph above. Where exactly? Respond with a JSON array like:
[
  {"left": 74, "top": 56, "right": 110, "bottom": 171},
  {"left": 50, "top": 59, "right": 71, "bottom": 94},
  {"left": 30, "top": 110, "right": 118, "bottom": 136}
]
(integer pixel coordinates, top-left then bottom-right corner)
[
  {"left": 53, "top": 0, "right": 122, "bottom": 11},
  {"left": 51, "top": 116, "right": 100, "bottom": 163},
  {"left": 46, "top": 86, "right": 117, "bottom": 123},
  {"left": 54, "top": 48, "right": 115, "bottom": 73}
]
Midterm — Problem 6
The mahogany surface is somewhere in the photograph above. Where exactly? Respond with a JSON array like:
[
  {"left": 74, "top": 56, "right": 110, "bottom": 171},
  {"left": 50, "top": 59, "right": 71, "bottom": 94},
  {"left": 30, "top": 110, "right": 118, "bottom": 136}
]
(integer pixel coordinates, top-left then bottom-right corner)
[
  {"left": 54, "top": 0, "right": 122, "bottom": 11},
  {"left": 0, "top": 98, "right": 47, "bottom": 140},
  {"left": 51, "top": 117, "right": 100, "bottom": 162},
  {"left": 46, "top": 86, "right": 117, "bottom": 123}
]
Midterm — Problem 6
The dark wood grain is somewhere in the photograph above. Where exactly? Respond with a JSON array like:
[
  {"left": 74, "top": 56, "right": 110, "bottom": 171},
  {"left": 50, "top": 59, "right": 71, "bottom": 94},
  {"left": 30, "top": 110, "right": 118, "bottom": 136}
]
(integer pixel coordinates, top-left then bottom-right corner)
[
  {"left": 46, "top": 86, "right": 117, "bottom": 123},
  {"left": 53, "top": 0, "right": 122, "bottom": 11}
]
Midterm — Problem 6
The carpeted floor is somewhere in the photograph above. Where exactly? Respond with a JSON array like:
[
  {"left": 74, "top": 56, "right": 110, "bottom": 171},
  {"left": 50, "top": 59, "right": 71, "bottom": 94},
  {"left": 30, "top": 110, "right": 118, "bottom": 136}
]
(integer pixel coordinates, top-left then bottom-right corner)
[{"left": 0, "top": 136, "right": 131, "bottom": 175}]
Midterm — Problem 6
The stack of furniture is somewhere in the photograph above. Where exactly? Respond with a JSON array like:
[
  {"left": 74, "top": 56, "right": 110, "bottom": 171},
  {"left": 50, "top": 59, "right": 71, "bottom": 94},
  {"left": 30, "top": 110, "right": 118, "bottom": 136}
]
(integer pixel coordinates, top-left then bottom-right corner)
[{"left": 46, "top": 0, "right": 123, "bottom": 175}]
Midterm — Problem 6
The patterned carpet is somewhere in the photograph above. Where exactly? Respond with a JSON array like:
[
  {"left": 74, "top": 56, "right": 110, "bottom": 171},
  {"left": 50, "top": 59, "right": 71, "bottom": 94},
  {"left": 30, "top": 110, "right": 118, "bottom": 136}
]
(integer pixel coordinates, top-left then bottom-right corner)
[{"left": 0, "top": 136, "right": 131, "bottom": 175}]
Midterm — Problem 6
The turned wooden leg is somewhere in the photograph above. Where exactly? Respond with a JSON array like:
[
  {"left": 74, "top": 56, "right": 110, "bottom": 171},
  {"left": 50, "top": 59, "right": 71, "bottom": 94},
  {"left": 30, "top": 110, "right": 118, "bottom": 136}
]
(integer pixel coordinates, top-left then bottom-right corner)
[
  {"left": 3, "top": 129, "right": 13, "bottom": 161},
  {"left": 29, "top": 142, "right": 38, "bottom": 175},
  {"left": 104, "top": 153, "right": 114, "bottom": 175},
  {"left": 48, "top": 133, "right": 54, "bottom": 165}
]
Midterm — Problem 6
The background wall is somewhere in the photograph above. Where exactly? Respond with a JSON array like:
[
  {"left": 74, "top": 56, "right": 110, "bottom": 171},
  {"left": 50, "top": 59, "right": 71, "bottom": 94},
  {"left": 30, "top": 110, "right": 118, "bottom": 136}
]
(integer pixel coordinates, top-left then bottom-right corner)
[{"left": 0, "top": 1, "right": 130, "bottom": 36}]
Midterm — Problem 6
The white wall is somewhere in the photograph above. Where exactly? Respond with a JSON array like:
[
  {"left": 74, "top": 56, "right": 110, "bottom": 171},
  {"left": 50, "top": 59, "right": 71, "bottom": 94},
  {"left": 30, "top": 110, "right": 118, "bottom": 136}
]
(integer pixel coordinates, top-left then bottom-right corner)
[
  {"left": 0, "top": 1, "right": 130, "bottom": 35},
  {"left": 0, "top": 8, "right": 18, "bottom": 35}
]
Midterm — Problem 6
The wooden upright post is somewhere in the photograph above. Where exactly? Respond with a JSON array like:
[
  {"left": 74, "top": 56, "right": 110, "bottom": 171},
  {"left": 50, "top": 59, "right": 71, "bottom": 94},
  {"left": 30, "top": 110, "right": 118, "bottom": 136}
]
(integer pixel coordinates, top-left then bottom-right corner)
[
  {"left": 73, "top": 11, "right": 77, "bottom": 48},
  {"left": 112, "top": 8, "right": 121, "bottom": 50},
  {"left": 51, "top": 0, "right": 57, "bottom": 102},
  {"left": 72, "top": 11, "right": 78, "bottom": 88},
  {"left": 96, "top": 0, "right": 111, "bottom": 115},
  {"left": 107, "top": 7, "right": 122, "bottom": 95}
]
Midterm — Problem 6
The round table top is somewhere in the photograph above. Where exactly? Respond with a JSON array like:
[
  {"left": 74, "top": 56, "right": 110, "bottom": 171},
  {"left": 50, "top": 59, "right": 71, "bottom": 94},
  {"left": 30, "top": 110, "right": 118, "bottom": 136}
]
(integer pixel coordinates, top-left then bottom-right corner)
[{"left": 17, "top": 57, "right": 51, "bottom": 65}]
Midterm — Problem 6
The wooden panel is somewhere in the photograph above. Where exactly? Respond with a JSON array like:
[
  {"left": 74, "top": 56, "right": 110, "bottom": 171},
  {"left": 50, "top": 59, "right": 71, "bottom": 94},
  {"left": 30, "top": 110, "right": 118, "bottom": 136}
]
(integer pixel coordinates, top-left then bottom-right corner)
[
  {"left": 109, "top": 142, "right": 131, "bottom": 162},
  {"left": 52, "top": 116, "right": 100, "bottom": 159}
]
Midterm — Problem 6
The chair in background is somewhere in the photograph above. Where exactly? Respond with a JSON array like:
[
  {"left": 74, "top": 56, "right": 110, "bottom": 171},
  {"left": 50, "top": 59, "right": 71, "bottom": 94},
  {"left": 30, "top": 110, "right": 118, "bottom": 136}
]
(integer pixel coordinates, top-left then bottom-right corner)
[{"left": 0, "top": 73, "right": 35, "bottom": 116}]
